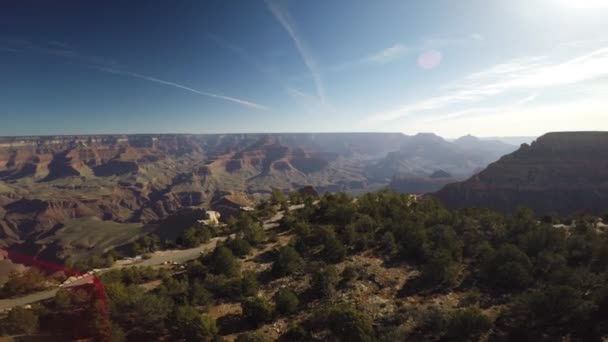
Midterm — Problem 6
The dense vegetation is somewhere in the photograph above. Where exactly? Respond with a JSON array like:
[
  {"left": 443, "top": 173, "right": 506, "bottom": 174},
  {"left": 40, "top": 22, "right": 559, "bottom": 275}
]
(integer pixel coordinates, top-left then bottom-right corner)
[{"left": 2, "top": 190, "right": 608, "bottom": 341}]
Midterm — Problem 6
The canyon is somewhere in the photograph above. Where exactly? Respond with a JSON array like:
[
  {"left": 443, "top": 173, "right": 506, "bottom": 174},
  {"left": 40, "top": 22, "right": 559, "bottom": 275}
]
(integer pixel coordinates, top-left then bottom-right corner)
[{"left": 0, "top": 133, "right": 515, "bottom": 252}]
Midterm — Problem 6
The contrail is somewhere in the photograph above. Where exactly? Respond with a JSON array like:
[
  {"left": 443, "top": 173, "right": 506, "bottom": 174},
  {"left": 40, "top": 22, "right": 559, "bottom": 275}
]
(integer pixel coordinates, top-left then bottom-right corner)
[
  {"left": 265, "top": 0, "right": 326, "bottom": 104},
  {"left": 0, "top": 37, "right": 268, "bottom": 111},
  {"left": 97, "top": 67, "right": 268, "bottom": 110}
]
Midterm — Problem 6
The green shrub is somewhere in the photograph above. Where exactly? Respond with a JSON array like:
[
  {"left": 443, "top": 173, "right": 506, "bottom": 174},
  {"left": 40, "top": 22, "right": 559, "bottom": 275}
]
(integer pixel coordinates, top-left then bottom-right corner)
[
  {"left": 242, "top": 296, "right": 273, "bottom": 326},
  {"left": 311, "top": 264, "right": 339, "bottom": 297},
  {"left": 3, "top": 306, "right": 39, "bottom": 335},
  {"left": 322, "top": 236, "right": 347, "bottom": 263},
  {"left": 168, "top": 305, "right": 219, "bottom": 341},
  {"left": 342, "top": 264, "right": 365, "bottom": 283},
  {"left": 272, "top": 246, "right": 304, "bottom": 277},
  {"left": 325, "top": 304, "right": 376, "bottom": 342},
  {"left": 420, "top": 250, "right": 459, "bottom": 288},
  {"left": 236, "top": 331, "right": 270, "bottom": 342},
  {"left": 209, "top": 246, "right": 241, "bottom": 277},
  {"left": 444, "top": 308, "right": 492, "bottom": 342},
  {"left": 274, "top": 288, "right": 299, "bottom": 315},
  {"left": 225, "top": 237, "right": 252, "bottom": 257},
  {"left": 240, "top": 271, "right": 259, "bottom": 297}
]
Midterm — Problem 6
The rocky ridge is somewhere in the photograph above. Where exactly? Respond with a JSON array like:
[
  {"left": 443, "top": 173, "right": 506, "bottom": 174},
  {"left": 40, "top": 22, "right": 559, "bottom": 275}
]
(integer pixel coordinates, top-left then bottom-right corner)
[{"left": 434, "top": 132, "right": 608, "bottom": 215}]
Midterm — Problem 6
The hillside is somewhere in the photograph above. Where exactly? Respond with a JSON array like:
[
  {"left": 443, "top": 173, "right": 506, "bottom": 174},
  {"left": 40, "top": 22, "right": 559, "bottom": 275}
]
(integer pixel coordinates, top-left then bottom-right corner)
[
  {"left": 371, "top": 133, "right": 514, "bottom": 181},
  {"left": 0, "top": 133, "right": 516, "bottom": 256},
  {"left": 434, "top": 132, "right": 608, "bottom": 215},
  {"left": 3, "top": 190, "right": 608, "bottom": 341}
]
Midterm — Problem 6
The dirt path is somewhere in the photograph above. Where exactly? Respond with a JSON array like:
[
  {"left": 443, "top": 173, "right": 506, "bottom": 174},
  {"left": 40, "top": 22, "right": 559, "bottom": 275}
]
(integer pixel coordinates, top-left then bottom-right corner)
[
  {"left": 0, "top": 205, "right": 299, "bottom": 312},
  {"left": 0, "top": 288, "right": 59, "bottom": 312}
]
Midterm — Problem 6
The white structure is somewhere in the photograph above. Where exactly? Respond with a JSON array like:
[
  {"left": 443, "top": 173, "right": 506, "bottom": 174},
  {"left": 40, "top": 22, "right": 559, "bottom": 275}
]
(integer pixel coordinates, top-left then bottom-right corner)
[{"left": 197, "top": 210, "right": 221, "bottom": 226}]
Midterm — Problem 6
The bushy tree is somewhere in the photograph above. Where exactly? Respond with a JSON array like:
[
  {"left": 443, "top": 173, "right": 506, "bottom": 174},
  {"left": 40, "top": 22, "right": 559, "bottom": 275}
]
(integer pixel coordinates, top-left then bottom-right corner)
[
  {"left": 3, "top": 306, "right": 39, "bottom": 335},
  {"left": 518, "top": 225, "right": 565, "bottom": 257},
  {"left": 182, "top": 227, "right": 202, "bottom": 248},
  {"left": 444, "top": 308, "right": 492, "bottom": 342},
  {"left": 203, "top": 274, "right": 243, "bottom": 300},
  {"left": 158, "top": 277, "right": 190, "bottom": 304},
  {"left": 254, "top": 200, "right": 277, "bottom": 221},
  {"left": 105, "top": 282, "right": 173, "bottom": 339},
  {"left": 240, "top": 271, "right": 260, "bottom": 297},
  {"left": 169, "top": 305, "right": 219, "bottom": 341},
  {"left": 131, "top": 234, "right": 162, "bottom": 254},
  {"left": 288, "top": 191, "right": 303, "bottom": 205},
  {"left": 380, "top": 231, "right": 398, "bottom": 257},
  {"left": 274, "top": 288, "right": 299, "bottom": 315},
  {"left": 243, "top": 222, "right": 266, "bottom": 246},
  {"left": 1, "top": 268, "right": 49, "bottom": 298},
  {"left": 315, "top": 193, "right": 357, "bottom": 227},
  {"left": 236, "top": 331, "right": 270, "bottom": 342},
  {"left": 232, "top": 213, "right": 266, "bottom": 246},
  {"left": 322, "top": 235, "right": 347, "bottom": 263},
  {"left": 225, "top": 237, "right": 252, "bottom": 257},
  {"left": 272, "top": 246, "right": 304, "bottom": 277},
  {"left": 342, "top": 264, "right": 365, "bottom": 283},
  {"left": 270, "top": 188, "right": 286, "bottom": 205},
  {"left": 242, "top": 296, "right": 274, "bottom": 326},
  {"left": 311, "top": 264, "right": 339, "bottom": 297},
  {"left": 493, "top": 285, "right": 592, "bottom": 341},
  {"left": 344, "top": 214, "right": 377, "bottom": 251},
  {"left": 190, "top": 280, "right": 212, "bottom": 306},
  {"left": 566, "top": 234, "right": 594, "bottom": 266},
  {"left": 209, "top": 246, "right": 241, "bottom": 277},
  {"left": 427, "top": 225, "right": 463, "bottom": 261},
  {"left": 415, "top": 305, "right": 448, "bottom": 338},
  {"left": 325, "top": 304, "right": 376, "bottom": 342},
  {"left": 420, "top": 250, "right": 460, "bottom": 288},
  {"left": 396, "top": 223, "right": 429, "bottom": 261},
  {"left": 481, "top": 244, "right": 532, "bottom": 292}
]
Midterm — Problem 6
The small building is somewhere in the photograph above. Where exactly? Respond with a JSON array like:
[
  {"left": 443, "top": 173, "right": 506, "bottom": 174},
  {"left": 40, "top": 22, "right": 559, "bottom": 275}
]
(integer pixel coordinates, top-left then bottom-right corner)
[{"left": 197, "top": 210, "right": 221, "bottom": 226}]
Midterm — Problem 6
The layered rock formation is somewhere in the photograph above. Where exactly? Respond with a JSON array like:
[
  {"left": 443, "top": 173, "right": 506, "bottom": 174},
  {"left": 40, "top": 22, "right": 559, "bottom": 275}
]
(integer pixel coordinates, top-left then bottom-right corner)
[
  {"left": 434, "top": 132, "right": 608, "bottom": 215},
  {"left": 0, "top": 133, "right": 516, "bottom": 252},
  {"left": 0, "top": 133, "right": 400, "bottom": 247},
  {"left": 369, "top": 133, "right": 515, "bottom": 181}
]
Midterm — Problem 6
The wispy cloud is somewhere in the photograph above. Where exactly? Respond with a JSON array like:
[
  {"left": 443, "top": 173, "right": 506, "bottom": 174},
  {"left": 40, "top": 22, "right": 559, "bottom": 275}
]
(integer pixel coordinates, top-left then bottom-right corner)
[
  {"left": 332, "top": 44, "right": 412, "bottom": 71},
  {"left": 363, "top": 46, "right": 608, "bottom": 125},
  {"left": 0, "top": 46, "right": 20, "bottom": 52},
  {"left": 47, "top": 40, "right": 70, "bottom": 49},
  {"left": 0, "top": 36, "right": 122, "bottom": 68},
  {"left": 412, "top": 97, "right": 608, "bottom": 138},
  {"left": 421, "top": 93, "right": 537, "bottom": 124},
  {"left": 334, "top": 33, "right": 482, "bottom": 72},
  {"left": 206, "top": 33, "right": 335, "bottom": 115},
  {"left": 265, "top": 0, "right": 326, "bottom": 104},
  {"left": 97, "top": 67, "right": 268, "bottom": 110},
  {"left": 0, "top": 35, "right": 267, "bottom": 110},
  {"left": 366, "top": 44, "right": 411, "bottom": 64},
  {"left": 206, "top": 33, "right": 321, "bottom": 112},
  {"left": 206, "top": 33, "right": 286, "bottom": 89}
]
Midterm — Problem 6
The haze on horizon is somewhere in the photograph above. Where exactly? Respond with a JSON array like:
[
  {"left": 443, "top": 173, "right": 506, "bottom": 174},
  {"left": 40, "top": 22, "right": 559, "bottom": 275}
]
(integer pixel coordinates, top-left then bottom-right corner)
[{"left": 1, "top": 0, "right": 607, "bottom": 138}]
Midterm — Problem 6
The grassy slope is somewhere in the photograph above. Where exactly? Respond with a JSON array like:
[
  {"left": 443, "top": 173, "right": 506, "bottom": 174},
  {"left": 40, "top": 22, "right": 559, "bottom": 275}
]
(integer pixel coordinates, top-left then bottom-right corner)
[{"left": 36, "top": 217, "right": 156, "bottom": 261}]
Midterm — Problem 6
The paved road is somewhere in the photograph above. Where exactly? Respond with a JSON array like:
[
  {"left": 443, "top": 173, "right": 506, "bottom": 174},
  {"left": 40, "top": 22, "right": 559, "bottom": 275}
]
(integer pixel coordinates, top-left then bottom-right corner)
[
  {"left": 0, "top": 289, "right": 59, "bottom": 312},
  {"left": 131, "top": 204, "right": 303, "bottom": 267},
  {"left": 0, "top": 205, "right": 300, "bottom": 312},
  {"left": 133, "top": 237, "right": 222, "bottom": 267}
]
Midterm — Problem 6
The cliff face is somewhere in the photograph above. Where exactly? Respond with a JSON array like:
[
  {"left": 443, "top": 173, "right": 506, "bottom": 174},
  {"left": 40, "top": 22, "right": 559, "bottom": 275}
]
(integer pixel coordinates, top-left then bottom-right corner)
[
  {"left": 0, "top": 133, "right": 406, "bottom": 246},
  {"left": 434, "top": 132, "right": 608, "bottom": 215}
]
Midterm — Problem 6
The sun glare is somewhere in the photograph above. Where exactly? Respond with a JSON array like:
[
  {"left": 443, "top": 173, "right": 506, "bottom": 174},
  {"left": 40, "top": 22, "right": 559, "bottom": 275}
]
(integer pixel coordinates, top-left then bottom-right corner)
[{"left": 556, "top": 0, "right": 608, "bottom": 10}]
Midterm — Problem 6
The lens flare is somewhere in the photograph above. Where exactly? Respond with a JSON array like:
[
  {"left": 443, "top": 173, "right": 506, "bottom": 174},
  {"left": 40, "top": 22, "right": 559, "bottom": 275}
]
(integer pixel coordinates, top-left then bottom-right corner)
[{"left": 417, "top": 50, "right": 442, "bottom": 70}]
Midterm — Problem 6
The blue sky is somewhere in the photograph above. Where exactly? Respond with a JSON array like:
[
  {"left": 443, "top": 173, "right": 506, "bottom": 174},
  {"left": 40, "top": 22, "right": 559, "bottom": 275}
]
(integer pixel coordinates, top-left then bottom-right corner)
[{"left": 1, "top": 0, "right": 607, "bottom": 137}]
